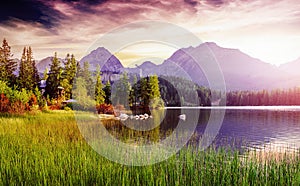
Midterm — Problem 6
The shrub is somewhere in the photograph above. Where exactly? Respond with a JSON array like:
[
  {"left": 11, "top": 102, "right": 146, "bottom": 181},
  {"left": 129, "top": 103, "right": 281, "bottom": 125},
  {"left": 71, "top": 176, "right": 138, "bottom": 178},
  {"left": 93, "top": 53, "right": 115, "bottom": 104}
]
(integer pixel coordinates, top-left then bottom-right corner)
[
  {"left": 0, "top": 94, "right": 10, "bottom": 112},
  {"left": 8, "top": 101, "right": 27, "bottom": 114},
  {"left": 28, "top": 94, "right": 37, "bottom": 107},
  {"left": 96, "top": 104, "right": 114, "bottom": 114}
]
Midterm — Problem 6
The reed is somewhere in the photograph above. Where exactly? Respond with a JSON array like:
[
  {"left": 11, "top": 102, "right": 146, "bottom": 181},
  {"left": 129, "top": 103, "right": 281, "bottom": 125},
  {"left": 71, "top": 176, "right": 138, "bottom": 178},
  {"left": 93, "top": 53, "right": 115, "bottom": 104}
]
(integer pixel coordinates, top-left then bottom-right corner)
[{"left": 0, "top": 111, "right": 299, "bottom": 185}]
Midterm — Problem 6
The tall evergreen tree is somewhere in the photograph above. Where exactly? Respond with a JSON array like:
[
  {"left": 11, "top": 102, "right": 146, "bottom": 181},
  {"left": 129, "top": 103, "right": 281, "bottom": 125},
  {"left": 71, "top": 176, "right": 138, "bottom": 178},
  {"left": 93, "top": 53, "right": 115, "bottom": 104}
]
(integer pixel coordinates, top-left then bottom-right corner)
[
  {"left": 18, "top": 47, "right": 27, "bottom": 88},
  {"left": 72, "top": 76, "right": 96, "bottom": 110},
  {"left": 18, "top": 46, "right": 39, "bottom": 91},
  {"left": 94, "top": 65, "right": 105, "bottom": 105},
  {"left": 113, "top": 72, "right": 131, "bottom": 106},
  {"left": 148, "top": 75, "right": 162, "bottom": 108},
  {"left": 28, "top": 47, "right": 40, "bottom": 88},
  {"left": 43, "top": 67, "right": 49, "bottom": 80},
  {"left": 140, "top": 77, "right": 149, "bottom": 106},
  {"left": 103, "top": 80, "right": 111, "bottom": 104},
  {"left": 0, "top": 38, "right": 17, "bottom": 86},
  {"left": 61, "top": 54, "right": 77, "bottom": 99},
  {"left": 45, "top": 52, "right": 62, "bottom": 99},
  {"left": 81, "top": 61, "right": 94, "bottom": 96}
]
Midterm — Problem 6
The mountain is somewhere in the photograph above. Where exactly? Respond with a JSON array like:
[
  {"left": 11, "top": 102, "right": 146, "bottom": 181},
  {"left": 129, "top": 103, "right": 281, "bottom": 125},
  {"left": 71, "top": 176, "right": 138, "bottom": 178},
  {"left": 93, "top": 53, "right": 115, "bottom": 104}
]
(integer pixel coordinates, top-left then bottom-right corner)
[
  {"left": 279, "top": 57, "right": 300, "bottom": 76},
  {"left": 36, "top": 57, "right": 54, "bottom": 72},
  {"left": 34, "top": 43, "right": 300, "bottom": 91},
  {"left": 161, "top": 42, "right": 296, "bottom": 90},
  {"left": 123, "top": 42, "right": 293, "bottom": 90},
  {"left": 79, "top": 47, "right": 123, "bottom": 72}
]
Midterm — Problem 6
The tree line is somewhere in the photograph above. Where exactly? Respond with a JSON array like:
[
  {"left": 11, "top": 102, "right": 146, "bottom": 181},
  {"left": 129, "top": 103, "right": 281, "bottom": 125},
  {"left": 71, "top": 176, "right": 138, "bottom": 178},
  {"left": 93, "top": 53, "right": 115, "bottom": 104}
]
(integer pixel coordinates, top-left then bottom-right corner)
[
  {"left": 223, "top": 88, "right": 300, "bottom": 106},
  {"left": 0, "top": 38, "right": 111, "bottom": 113},
  {"left": 0, "top": 38, "right": 163, "bottom": 114},
  {"left": 2, "top": 38, "right": 300, "bottom": 114}
]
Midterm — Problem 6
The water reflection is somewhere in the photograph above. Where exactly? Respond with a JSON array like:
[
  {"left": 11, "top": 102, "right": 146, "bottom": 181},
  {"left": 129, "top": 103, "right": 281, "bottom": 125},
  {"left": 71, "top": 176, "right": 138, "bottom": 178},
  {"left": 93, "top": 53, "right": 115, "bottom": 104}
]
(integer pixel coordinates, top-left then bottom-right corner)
[
  {"left": 103, "top": 108, "right": 300, "bottom": 152},
  {"left": 200, "top": 109, "right": 300, "bottom": 152}
]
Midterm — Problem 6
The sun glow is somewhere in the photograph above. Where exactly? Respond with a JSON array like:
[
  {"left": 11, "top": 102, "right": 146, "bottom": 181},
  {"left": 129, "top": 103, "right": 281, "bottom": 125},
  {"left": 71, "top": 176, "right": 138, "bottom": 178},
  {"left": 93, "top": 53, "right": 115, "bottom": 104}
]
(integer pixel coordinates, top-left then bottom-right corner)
[{"left": 114, "top": 42, "right": 177, "bottom": 67}]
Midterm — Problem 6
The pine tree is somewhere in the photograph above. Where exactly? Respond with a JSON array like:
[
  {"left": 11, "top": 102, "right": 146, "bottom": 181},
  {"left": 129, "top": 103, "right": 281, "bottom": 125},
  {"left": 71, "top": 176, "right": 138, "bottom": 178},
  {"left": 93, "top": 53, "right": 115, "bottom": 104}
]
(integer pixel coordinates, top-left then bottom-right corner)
[
  {"left": 43, "top": 67, "right": 49, "bottom": 80},
  {"left": 103, "top": 80, "right": 111, "bottom": 104},
  {"left": 81, "top": 61, "right": 94, "bottom": 96},
  {"left": 18, "top": 47, "right": 27, "bottom": 89},
  {"left": 140, "top": 77, "right": 149, "bottom": 106},
  {"left": 61, "top": 54, "right": 77, "bottom": 100},
  {"left": 148, "top": 75, "right": 162, "bottom": 108},
  {"left": 18, "top": 46, "right": 39, "bottom": 91},
  {"left": 94, "top": 65, "right": 105, "bottom": 105},
  {"left": 0, "top": 38, "right": 17, "bottom": 86},
  {"left": 113, "top": 72, "right": 131, "bottom": 106},
  {"left": 72, "top": 77, "right": 95, "bottom": 110},
  {"left": 28, "top": 47, "right": 40, "bottom": 89},
  {"left": 45, "top": 52, "right": 62, "bottom": 99}
]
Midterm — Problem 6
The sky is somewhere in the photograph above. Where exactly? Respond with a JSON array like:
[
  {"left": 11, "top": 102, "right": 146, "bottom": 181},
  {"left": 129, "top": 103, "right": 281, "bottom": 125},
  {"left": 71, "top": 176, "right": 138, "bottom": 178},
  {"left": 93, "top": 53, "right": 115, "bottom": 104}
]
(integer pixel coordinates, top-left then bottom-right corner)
[{"left": 0, "top": 0, "right": 300, "bottom": 66}]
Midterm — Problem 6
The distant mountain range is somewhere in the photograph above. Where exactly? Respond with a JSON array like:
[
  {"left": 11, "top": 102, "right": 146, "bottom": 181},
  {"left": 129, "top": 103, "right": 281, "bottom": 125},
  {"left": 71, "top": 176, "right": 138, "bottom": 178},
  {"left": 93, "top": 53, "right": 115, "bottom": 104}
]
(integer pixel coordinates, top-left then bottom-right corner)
[{"left": 35, "top": 42, "right": 300, "bottom": 91}]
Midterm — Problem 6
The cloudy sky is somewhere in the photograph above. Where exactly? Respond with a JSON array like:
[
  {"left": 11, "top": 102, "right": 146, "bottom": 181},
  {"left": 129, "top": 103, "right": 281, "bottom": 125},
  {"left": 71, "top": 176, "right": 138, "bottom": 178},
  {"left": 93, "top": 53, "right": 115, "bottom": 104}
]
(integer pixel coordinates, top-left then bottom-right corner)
[{"left": 1, "top": 0, "right": 300, "bottom": 66}]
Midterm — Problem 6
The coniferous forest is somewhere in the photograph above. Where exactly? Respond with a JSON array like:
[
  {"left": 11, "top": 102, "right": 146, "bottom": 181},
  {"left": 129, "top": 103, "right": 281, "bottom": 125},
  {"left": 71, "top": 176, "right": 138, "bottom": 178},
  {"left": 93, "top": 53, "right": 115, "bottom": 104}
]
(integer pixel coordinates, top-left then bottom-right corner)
[{"left": 1, "top": 38, "right": 300, "bottom": 114}]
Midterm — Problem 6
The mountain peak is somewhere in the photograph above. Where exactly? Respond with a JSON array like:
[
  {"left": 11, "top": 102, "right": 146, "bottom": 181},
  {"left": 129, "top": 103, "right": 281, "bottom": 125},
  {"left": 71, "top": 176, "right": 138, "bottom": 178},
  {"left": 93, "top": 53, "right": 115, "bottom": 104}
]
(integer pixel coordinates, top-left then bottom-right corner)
[
  {"left": 87, "top": 47, "right": 110, "bottom": 57},
  {"left": 80, "top": 47, "right": 123, "bottom": 72},
  {"left": 203, "top": 41, "right": 218, "bottom": 46},
  {"left": 140, "top": 61, "right": 156, "bottom": 68}
]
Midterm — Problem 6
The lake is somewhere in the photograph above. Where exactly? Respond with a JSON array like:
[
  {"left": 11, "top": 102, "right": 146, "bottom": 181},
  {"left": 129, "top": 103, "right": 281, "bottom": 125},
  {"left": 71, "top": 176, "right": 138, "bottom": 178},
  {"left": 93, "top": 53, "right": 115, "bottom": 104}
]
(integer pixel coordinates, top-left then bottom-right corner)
[
  {"left": 163, "top": 106, "right": 300, "bottom": 152},
  {"left": 98, "top": 106, "right": 300, "bottom": 153},
  {"left": 108, "top": 106, "right": 300, "bottom": 151}
]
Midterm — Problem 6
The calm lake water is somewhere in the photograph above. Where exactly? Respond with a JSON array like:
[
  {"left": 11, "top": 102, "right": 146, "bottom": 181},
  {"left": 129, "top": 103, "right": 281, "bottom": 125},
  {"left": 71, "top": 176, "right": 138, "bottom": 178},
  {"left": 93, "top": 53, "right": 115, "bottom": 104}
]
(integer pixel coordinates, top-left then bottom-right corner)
[
  {"left": 157, "top": 106, "right": 300, "bottom": 152},
  {"left": 100, "top": 106, "right": 300, "bottom": 152}
]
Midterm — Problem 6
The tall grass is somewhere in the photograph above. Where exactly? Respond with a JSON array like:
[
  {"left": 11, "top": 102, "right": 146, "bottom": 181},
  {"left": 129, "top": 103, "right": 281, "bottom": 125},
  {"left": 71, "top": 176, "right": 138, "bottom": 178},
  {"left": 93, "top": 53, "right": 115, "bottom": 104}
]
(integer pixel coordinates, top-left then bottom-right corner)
[{"left": 0, "top": 111, "right": 299, "bottom": 185}]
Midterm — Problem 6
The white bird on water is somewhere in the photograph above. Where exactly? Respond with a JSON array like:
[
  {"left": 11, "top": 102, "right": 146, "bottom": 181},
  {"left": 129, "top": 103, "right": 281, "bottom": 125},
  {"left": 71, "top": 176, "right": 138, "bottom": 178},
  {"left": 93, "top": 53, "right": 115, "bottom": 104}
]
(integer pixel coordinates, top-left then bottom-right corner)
[{"left": 179, "top": 114, "right": 186, "bottom": 121}]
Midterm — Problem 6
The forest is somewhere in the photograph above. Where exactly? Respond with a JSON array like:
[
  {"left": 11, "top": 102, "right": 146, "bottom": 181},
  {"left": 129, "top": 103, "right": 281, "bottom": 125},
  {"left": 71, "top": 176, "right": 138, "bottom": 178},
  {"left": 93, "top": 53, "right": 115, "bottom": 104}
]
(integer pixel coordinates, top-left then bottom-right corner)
[{"left": 1, "top": 38, "right": 300, "bottom": 115}]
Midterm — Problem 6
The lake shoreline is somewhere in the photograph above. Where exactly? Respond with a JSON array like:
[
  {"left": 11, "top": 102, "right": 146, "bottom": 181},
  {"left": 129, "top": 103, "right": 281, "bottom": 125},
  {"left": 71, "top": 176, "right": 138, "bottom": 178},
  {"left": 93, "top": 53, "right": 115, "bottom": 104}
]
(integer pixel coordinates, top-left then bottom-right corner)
[{"left": 165, "top": 105, "right": 300, "bottom": 110}]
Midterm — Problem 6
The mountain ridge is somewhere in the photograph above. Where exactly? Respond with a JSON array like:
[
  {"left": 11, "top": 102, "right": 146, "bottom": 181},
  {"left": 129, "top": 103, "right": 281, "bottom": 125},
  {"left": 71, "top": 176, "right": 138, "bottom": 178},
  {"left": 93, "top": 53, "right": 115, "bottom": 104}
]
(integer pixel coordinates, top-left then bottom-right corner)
[{"left": 35, "top": 42, "right": 300, "bottom": 91}]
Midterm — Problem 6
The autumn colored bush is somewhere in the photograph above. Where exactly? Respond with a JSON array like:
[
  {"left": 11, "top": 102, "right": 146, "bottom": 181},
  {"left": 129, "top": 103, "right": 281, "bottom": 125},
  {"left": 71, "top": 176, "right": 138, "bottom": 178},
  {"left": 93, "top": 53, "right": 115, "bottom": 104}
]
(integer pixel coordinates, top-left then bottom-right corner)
[
  {"left": 8, "top": 101, "right": 27, "bottom": 114},
  {"left": 47, "top": 98, "right": 64, "bottom": 110},
  {"left": 28, "top": 94, "right": 37, "bottom": 106},
  {"left": 96, "top": 104, "right": 114, "bottom": 115},
  {"left": 0, "top": 81, "right": 42, "bottom": 114},
  {"left": 0, "top": 94, "right": 10, "bottom": 112}
]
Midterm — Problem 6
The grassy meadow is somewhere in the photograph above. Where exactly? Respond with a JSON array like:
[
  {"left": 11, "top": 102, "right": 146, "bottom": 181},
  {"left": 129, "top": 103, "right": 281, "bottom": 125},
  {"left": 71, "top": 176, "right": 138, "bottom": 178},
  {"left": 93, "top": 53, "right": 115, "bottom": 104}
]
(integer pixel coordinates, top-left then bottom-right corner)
[{"left": 0, "top": 111, "right": 299, "bottom": 185}]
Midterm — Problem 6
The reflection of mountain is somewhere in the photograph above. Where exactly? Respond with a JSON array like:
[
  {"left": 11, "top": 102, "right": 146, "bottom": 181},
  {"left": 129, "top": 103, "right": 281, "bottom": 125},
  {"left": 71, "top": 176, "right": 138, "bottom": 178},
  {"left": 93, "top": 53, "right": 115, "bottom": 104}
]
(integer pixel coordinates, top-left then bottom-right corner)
[
  {"left": 195, "top": 109, "right": 300, "bottom": 150},
  {"left": 36, "top": 42, "right": 300, "bottom": 91}
]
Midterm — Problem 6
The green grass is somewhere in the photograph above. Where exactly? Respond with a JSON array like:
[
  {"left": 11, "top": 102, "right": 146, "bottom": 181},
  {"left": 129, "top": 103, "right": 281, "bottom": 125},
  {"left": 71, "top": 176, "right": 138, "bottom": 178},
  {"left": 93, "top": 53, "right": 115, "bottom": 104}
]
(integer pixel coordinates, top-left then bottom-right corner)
[{"left": 0, "top": 111, "right": 299, "bottom": 185}]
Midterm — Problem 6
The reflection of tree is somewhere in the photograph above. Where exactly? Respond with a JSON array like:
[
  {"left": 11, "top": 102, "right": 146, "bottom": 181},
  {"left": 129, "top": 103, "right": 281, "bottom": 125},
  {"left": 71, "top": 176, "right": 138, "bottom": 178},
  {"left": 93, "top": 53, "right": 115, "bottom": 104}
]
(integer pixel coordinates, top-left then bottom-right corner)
[
  {"left": 223, "top": 88, "right": 300, "bottom": 106},
  {"left": 150, "top": 109, "right": 165, "bottom": 142}
]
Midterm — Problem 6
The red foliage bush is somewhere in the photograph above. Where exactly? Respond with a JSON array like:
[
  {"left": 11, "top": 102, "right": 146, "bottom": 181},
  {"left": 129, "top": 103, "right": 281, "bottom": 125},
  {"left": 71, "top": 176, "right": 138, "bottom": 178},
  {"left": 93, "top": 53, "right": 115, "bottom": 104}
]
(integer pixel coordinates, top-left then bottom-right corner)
[
  {"left": 49, "top": 104, "right": 61, "bottom": 110},
  {"left": 0, "top": 94, "right": 10, "bottom": 112},
  {"left": 47, "top": 98, "right": 63, "bottom": 110},
  {"left": 96, "top": 104, "right": 114, "bottom": 115},
  {"left": 8, "top": 101, "right": 27, "bottom": 114},
  {"left": 28, "top": 94, "right": 37, "bottom": 106}
]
